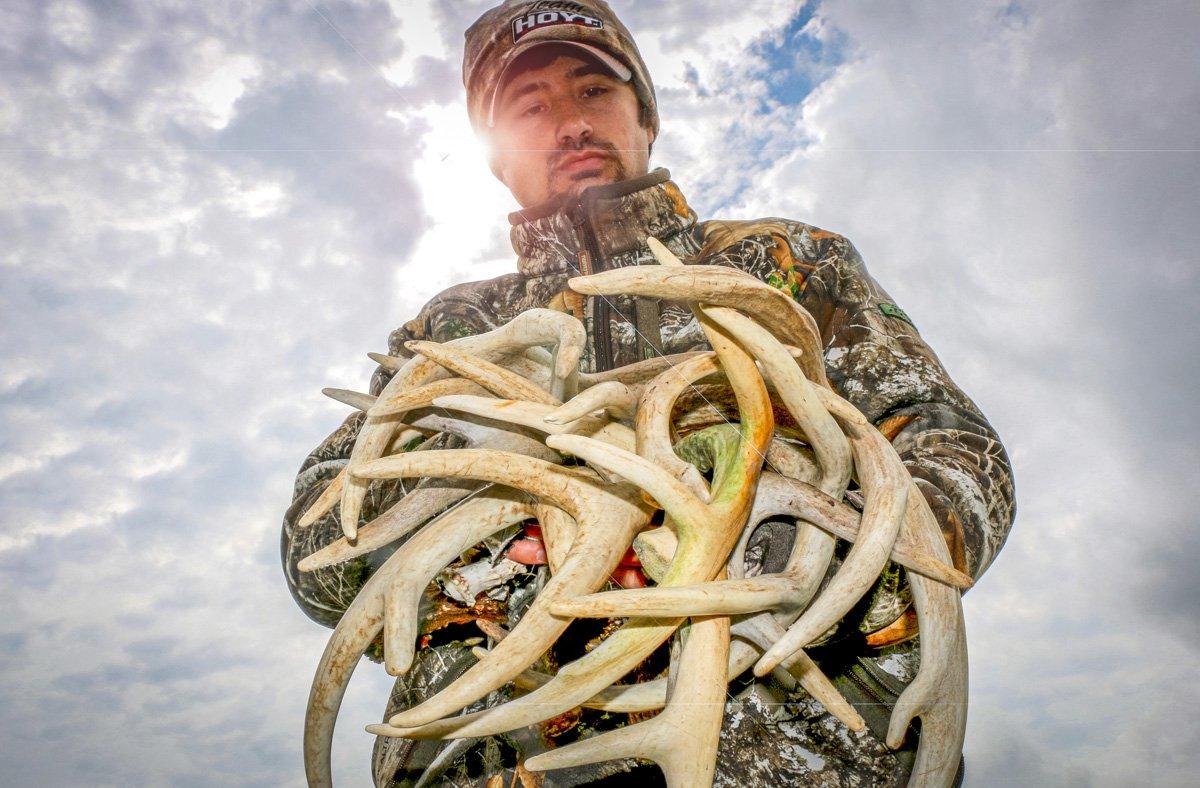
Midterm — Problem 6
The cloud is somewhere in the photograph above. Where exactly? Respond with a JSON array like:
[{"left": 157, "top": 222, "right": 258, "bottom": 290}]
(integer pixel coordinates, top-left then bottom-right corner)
[
  {"left": 0, "top": 0, "right": 437, "bottom": 782},
  {"left": 733, "top": 0, "right": 1200, "bottom": 782},
  {"left": 1, "top": 0, "right": 1197, "bottom": 785}
]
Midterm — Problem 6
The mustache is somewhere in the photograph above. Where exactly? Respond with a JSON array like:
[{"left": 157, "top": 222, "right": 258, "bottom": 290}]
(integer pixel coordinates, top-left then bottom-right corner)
[{"left": 549, "top": 139, "right": 618, "bottom": 169}]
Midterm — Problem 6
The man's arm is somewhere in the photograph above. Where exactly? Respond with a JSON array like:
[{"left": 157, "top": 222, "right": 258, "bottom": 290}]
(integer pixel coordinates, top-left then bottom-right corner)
[
  {"left": 797, "top": 231, "right": 1015, "bottom": 579},
  {"left": 280, "top": 360, "right": 407, "bottom": 628},
  {"left": 280, "top": 308, "right": 427, "bottom": 629}
]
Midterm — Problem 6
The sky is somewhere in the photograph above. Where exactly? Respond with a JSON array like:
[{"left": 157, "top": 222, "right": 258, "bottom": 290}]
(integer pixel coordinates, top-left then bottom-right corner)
[{"left": 1, "top": 0, "right": 1198, "bottom": 785}]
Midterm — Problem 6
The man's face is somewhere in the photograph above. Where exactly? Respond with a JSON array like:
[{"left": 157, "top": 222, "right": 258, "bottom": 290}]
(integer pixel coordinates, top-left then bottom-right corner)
[{"left": 489, "top": 50, "right": 654, "bottom": 208}]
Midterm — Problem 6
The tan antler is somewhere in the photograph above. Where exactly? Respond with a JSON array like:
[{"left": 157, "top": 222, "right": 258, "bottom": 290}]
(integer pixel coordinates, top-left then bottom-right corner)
[
  {"left": 352, "top": 449, "right": 653, "bottom": 721},
  {"left": 544, "top": 380, "right": 637, "bottom": 423},
  {"left": 430, "top": 394, "right": 636, "bottom": 452},
  {"left": 301, "top": 411, "right": 559, "bottom": 569},
  {"left": 370, "top": 311, "right": 772, "bottom": 743},
  {"left": 339, "top": 309, "right": 585, "bottom": 540},
  {"left": 885, "top": 486, "right": 969, "bottom": 787},
  {"left": 380, "top": 488, "right": 535, "bottom": 676},
  {"left": 303, "top": 236, "right": 974, "bottom": 786},
  {"left": 303, "top": 490, "right": 536, "bottom": 788},
  {"left": 568, "top": 240, "right": 827, "bottom": 387},
  {"left": 524, "top": 614, "right": 731, "bottom": 786},
  {"left": 753, "top": 385, "right": 910, "bottom": 676}
]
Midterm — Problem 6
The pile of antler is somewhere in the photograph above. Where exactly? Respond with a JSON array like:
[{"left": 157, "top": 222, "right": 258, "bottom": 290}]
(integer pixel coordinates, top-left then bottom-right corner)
[{"left": 297, "top": 239, "right": 971, "bottom": 788}]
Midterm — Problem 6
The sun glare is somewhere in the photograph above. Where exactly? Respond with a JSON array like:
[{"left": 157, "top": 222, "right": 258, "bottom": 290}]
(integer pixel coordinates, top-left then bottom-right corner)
[{"left": 388, "top": 101, "right": 517, "bottom": 314}]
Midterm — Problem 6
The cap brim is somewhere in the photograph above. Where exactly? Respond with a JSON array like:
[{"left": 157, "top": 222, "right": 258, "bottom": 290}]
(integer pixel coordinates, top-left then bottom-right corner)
[{"left": 487, "top": 40, "right": 633, "bottom": 128}]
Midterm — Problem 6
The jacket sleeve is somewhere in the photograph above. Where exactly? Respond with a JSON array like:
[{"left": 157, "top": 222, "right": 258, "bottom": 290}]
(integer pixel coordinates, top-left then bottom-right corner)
[
  {"left": 280, "top": 334, "right": 414, "bottom": 629},
  {"left": 797, "top": 232, "right": 1015, "bottom": 580},
  {"left": 280, "top": 296, "right": 495, "bottom": 628}
]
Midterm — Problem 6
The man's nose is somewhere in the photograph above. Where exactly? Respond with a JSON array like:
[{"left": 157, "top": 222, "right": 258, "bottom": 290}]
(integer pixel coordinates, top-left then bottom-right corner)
[{"left": 555, "top": 101, "right": 593, "bottom": 147}]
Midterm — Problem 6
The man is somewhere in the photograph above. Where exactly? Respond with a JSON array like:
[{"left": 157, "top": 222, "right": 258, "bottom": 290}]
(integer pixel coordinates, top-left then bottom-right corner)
[{"left": 282, "top": 1, "right": 1015, "bottom": 784}]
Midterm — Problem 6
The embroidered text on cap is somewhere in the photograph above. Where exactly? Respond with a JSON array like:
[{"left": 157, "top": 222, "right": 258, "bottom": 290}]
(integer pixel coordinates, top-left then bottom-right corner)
[{"left": 511, "top": 8, "right": 604, "bottom": 43}]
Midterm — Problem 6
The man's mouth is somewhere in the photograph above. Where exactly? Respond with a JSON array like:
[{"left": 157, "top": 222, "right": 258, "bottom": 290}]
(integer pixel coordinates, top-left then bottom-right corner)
[{"left": 556, "top": 150, "right": 611, "bottom": 175}]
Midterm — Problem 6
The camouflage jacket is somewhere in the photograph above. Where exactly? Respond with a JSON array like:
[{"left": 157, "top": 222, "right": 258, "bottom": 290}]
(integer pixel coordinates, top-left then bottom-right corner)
[{"left": 282, "top": 168, "right": 1014, "bottom": 786}]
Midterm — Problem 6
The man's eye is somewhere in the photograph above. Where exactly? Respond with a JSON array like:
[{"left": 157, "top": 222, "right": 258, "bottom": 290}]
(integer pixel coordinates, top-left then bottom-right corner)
[
  {"left": 520, "top": 104, "right": 545, "bottom": 118},
  {"left": 582, "top": 85, "right": 608, "bottom": 98}
]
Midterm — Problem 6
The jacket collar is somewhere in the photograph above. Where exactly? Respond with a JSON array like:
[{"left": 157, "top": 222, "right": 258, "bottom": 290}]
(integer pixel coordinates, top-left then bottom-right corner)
[{"left": 508, "top": 168, "right": 698, "bottom": 277}]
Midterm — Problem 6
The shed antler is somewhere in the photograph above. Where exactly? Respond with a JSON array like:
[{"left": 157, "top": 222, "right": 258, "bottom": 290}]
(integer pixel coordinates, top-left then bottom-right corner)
[{"left": 300, "top": 238, "right": 971, "bottom": 787}]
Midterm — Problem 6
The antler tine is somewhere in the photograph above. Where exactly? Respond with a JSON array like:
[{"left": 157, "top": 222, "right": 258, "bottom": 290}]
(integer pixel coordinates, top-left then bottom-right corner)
[
  {"left": 490, "top": 307, "right": 587, "bottom": 382},
  {"left": 406, "top": 308, "right": 582, "bottom": 387},
  {"left": 307, "top": 409, "right": 560, "bottom": 566},
  {"left": 544, "top": 380, "right": 637, "bottom": 424},
  {"left": 303, "top": 492, "right": 535, "bottom": 788},
  {"left": 523, "top": 615, "right": 731, "bottom": 787},
  {"left": 405, "top": 340, "right": 559, "bottom": 406},
  {"left": 355, "top": 450, "right": 589, "bottom": 514},
  {"left": 322, "top": 387, "right": 376, "bottom": 412},
  {"left": 701, "top": 305, "right": 850, "bottom": 496},
  {"left": 339, "top": 378, "right": 480, "bottom": 542},
  {"left": 733, "top": 614, "right": 865, "bottom": 733},
  {"left": 884, "top": 486, "right": 969, "bottom": 787},
  {"left": 296, "top": 468, "right": 347, "bottom": 530},
  {"left": 754, "top": 387, "right": 910, "bottom": 676},
  {"left": 636, "top": 351, "right": 720, "bottom": 500},
  {"left": 575, "top": 349, "right": 710, "bottom": 388},
  {"left": 295, "top": 427, "right": 430, "bottom": 530},
  {"left": 338, "top": 362, "right": 463, "bottom": 542},
  {"left": 534, "top": 502, "right": 576, "bottom": 574},
  {"left": 300, "top": 482, "right": 480, "bottom": 571},
  {"left": 367, "top": 351, "right": 405, "bottom": 372},
  {"left": 340, "top": 414, "right": 409, "bottom": 542},
  {"left": 431, "top": 394, "right": 636, "bottom": 453},
  {"left": 368, "top": 377, "right": 484, "bottom": 418},
  {"left": 375, "top": 344, "right": 551, "bottom": 394}
]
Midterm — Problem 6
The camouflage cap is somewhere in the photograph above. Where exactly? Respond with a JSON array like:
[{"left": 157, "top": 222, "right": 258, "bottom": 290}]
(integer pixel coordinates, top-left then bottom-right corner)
[{"left": 463, "top": 0, "right": 659, "bottom": 136}]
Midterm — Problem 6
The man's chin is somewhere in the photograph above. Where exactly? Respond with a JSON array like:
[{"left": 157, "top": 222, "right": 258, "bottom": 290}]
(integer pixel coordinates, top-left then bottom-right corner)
[{"left": 553, "top": 167, "right": 624, "bottom": 200}]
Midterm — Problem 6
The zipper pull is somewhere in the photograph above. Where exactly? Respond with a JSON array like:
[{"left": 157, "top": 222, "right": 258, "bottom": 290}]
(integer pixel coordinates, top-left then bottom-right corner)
[{"left": 570, "top": 207, "right": 592, "bottom": 276}]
